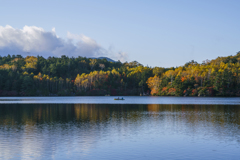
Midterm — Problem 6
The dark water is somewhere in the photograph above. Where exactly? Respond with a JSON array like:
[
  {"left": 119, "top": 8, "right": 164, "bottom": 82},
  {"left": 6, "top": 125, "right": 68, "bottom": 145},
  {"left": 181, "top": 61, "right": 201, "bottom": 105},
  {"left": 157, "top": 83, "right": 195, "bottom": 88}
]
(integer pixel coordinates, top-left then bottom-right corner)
[{"left": 0, "top": 103, "right": 240, "bottom": 159}]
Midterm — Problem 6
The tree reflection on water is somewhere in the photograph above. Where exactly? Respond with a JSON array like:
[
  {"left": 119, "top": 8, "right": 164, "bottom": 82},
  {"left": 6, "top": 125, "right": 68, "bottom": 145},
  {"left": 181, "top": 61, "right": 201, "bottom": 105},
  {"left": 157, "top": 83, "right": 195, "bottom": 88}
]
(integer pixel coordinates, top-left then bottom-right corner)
[{"left": 0, "top": 104, "right": 240, "bottom": 159}]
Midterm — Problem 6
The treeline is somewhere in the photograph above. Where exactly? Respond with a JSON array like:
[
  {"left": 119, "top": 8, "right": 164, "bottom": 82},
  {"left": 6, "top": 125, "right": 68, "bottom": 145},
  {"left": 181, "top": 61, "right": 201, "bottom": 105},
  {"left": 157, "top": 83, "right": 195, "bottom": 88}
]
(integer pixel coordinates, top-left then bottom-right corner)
[
  {"left": 147, "top": 52, "right": 240, "bottom": 96},
  {"left": 1, "top": 53, "right": 240, "bottom": 96},
  {"left": 0, "top": 55, "right": 153, "bottom": 96}
]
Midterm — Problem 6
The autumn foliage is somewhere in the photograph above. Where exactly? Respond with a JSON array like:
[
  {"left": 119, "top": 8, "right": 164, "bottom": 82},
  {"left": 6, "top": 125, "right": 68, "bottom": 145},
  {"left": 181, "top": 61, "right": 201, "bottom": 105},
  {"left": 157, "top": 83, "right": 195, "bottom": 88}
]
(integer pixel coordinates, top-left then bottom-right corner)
[
  {"left": 1, "top": 52, "right": 240, "bottom": 96},
  {"left": 146, "top": 52, "right": 240, "bottom": 97},
  {"left": 146, "top": 75, "right": 161, "bottom": 95}
]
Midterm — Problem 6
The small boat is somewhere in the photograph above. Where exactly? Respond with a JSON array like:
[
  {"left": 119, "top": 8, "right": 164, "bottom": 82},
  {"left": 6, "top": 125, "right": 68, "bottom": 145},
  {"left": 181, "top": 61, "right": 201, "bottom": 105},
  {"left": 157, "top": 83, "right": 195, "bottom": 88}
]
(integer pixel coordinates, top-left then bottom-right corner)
[{"left": 114, "top": 97, "right": 125, "bottom": 100}]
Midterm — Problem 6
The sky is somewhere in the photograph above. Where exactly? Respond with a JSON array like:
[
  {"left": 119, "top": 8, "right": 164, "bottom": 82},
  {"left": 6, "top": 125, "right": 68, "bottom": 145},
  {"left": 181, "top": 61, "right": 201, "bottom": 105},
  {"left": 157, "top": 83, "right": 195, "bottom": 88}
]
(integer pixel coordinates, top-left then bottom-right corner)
[{"left": 0, "top": 0, "right": 240, "bottom": 67}]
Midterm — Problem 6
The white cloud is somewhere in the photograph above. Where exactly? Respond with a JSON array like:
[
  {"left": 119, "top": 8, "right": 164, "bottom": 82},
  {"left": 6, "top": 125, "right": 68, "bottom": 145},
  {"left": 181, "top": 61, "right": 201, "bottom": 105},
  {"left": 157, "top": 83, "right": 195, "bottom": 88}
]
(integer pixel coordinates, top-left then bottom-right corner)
[
  {"left": 66, "top": 32, "right": 107, "bottom": 57},
  {"left": 0, "top": 25, "right": 64, "bottom": 56},
  {"left": 116, "top": 51, "right": 128, "bottom": 62},
  {"left": 51, "top": 27, "right": 56, "bottom": 33},
  {"left": 0, "top": 25, "right": 128, "bottom": 62}
]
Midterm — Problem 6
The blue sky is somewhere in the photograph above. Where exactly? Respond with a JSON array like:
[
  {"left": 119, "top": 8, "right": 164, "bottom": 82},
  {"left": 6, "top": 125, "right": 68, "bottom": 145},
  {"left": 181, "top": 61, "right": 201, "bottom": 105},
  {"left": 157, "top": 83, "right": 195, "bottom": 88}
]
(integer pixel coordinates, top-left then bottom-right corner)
[{"left": 0, "top": 0, "right": 240, "bottom": 67}]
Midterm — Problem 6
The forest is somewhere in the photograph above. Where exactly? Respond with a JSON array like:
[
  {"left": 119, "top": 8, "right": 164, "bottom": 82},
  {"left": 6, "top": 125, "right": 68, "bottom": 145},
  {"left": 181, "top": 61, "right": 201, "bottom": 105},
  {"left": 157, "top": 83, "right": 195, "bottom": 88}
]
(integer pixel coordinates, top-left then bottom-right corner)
[{"left": 0, "top": 52, "right": 240, "bottom": 96}]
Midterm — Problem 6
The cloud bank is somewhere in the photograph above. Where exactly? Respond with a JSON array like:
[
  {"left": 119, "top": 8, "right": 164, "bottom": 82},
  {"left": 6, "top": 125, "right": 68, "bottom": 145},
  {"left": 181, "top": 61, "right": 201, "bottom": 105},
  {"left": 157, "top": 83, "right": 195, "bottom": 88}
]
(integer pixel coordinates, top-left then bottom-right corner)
[{"left": 0, "top": 25, "right": 128, "bottom": 62}]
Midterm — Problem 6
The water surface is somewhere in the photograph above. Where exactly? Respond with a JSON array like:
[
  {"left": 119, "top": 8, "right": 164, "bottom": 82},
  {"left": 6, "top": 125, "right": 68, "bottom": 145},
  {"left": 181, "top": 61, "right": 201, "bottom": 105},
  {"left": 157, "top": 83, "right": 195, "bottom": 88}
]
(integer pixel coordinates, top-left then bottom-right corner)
[
  {"left": 0, "top": 96, "right": 240, "bottom": 104},
  {"left": 0, "top": 102, "right": 240, "bottom": 159}
]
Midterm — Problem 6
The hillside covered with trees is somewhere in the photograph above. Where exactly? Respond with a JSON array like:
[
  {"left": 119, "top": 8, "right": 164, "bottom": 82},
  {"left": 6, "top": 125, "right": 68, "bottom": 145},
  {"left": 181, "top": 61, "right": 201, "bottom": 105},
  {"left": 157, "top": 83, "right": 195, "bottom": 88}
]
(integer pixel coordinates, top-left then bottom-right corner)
[{"left": 0, "top": 53, "right": 240, "bottom": 96}]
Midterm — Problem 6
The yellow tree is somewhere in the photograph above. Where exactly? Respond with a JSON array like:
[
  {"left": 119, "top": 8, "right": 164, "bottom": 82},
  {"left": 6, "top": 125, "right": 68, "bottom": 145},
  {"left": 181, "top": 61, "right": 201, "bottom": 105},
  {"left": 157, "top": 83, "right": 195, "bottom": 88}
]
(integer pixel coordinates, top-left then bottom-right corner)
[
  {"left": 89, "top": 59, "right": 97, "bottom": 70},
  {"left": 24, "top": 56, "right": 37, "bottom": 71},
  {"left": 82, "top": 79, "right": 89, "bottom": 91},
  {"left": 146, "top": 75, "right": 161, "bottom": 95}
]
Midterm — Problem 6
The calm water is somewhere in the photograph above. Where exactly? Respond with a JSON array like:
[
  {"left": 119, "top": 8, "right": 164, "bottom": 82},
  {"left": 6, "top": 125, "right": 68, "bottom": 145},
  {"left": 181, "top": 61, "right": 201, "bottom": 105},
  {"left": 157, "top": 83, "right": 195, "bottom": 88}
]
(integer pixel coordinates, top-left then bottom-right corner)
[
  {"left": 0, "top": 97, "right": 240, "bottom": 159},
  {"left": 0, "top": 96, "right": 240, "bottom": 104}
]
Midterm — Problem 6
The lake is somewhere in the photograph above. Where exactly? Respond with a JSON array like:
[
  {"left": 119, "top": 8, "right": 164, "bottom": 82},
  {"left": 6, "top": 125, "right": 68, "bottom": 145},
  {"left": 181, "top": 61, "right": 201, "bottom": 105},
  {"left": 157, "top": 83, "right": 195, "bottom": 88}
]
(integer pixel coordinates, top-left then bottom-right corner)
[
  {"left": 0, "top": 97, "right": 240, "bottom": 159},
  {"left": 1, "top": 96, "right": 240, "bottom": 104}
]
